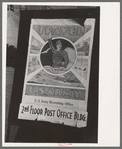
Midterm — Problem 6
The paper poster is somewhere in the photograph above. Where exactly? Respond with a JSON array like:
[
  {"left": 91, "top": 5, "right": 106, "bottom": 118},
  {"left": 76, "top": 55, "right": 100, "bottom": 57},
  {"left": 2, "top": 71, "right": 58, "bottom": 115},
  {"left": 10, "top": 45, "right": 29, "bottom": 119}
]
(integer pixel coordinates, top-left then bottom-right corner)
[{"left": 18, "top": 18, "right": 95, "bottom": 128}]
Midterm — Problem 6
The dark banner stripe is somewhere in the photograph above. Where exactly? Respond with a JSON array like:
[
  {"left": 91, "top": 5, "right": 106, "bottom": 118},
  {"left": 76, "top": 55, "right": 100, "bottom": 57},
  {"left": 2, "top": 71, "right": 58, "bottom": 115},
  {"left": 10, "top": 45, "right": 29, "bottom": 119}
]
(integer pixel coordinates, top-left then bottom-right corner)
[{"left": 25, "top": 85, "right": 85, "bottom": 100}]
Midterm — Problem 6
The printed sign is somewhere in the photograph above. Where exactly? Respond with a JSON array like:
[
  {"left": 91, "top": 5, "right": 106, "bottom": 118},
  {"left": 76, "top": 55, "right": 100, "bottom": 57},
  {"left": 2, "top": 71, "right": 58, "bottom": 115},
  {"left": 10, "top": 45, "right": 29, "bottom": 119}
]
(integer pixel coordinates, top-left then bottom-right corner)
[{"left": 18, "top": 19, "right": 95, "bottom": 127}]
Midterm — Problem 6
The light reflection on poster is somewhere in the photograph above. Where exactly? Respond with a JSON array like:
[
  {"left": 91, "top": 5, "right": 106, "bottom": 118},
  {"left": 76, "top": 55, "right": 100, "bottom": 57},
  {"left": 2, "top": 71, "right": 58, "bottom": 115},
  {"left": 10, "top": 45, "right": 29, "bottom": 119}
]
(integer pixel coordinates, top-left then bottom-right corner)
[{"left": 18, "top": 18, "right": 95, "bottom": 128}]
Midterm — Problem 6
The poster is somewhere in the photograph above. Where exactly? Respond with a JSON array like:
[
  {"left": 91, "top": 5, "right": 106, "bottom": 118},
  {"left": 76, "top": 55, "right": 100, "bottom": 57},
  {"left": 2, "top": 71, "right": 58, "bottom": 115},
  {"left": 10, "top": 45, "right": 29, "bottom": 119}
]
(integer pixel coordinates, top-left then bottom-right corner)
[{"left": 18, "top": 18, "right": 95, "bottom": 128}]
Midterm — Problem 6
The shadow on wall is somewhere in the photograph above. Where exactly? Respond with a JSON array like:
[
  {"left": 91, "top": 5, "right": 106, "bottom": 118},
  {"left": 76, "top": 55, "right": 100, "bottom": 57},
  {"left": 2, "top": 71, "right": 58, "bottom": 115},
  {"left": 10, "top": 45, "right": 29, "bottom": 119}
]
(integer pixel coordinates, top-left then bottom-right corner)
[{"left": 6, "top": 44, "right": 17, "bottom": 68}]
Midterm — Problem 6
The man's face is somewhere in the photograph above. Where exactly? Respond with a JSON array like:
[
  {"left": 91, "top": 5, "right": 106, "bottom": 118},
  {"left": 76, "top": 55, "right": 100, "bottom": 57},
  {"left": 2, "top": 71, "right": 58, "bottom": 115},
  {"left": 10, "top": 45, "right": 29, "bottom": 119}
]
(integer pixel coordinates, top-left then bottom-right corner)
[{"left": 56, "top": 40, "right": 62, "bottom": 51}]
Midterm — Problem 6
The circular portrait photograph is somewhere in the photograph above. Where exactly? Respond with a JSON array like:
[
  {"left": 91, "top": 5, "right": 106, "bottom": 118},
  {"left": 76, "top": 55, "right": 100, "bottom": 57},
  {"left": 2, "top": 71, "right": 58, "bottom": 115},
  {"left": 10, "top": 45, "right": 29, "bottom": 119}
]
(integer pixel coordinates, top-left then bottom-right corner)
[{"left": 40, "top": 37, "right": 76, "bottom": 75}]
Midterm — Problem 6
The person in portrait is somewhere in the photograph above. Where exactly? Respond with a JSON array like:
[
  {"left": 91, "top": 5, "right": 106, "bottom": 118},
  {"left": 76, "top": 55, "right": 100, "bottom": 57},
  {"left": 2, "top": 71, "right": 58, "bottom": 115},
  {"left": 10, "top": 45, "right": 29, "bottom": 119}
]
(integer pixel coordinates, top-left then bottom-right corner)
[
  {"left": 42, "top": 32, "right": 69, "bottom": 69},
  {"left": 48, "top": 32, "right": 69, "bottom": 68}
]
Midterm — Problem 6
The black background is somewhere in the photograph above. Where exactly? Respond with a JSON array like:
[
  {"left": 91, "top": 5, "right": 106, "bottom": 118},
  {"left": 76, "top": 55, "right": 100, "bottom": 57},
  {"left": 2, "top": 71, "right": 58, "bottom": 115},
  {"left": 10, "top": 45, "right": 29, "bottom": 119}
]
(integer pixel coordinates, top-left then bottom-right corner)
[{"left": 8, "top": 7, "right": 100, "bottom": 143}]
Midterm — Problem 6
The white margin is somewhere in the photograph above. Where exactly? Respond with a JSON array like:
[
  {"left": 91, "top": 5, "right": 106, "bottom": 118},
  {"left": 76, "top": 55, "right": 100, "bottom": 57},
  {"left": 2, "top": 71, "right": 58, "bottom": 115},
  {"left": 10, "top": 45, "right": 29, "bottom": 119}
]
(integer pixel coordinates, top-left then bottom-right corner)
[{"left": 2, "top": 2, "right": 120, "bottom": 147}]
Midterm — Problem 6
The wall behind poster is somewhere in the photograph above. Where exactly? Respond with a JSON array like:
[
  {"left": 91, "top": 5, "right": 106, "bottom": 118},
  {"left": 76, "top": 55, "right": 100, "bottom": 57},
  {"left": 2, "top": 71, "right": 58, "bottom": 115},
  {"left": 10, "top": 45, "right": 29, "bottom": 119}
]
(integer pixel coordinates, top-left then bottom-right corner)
[{"left": 8, "top": 8, "right": 99, "bottom": 142}]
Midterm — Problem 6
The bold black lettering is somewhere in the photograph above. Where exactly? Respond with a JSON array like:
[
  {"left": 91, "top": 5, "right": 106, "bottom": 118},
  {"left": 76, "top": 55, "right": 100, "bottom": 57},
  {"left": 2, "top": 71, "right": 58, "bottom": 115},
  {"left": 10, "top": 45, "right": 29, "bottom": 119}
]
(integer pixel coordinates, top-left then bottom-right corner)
[{"left": 21, "top": 106, "right": 24, "bottom": 113}]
